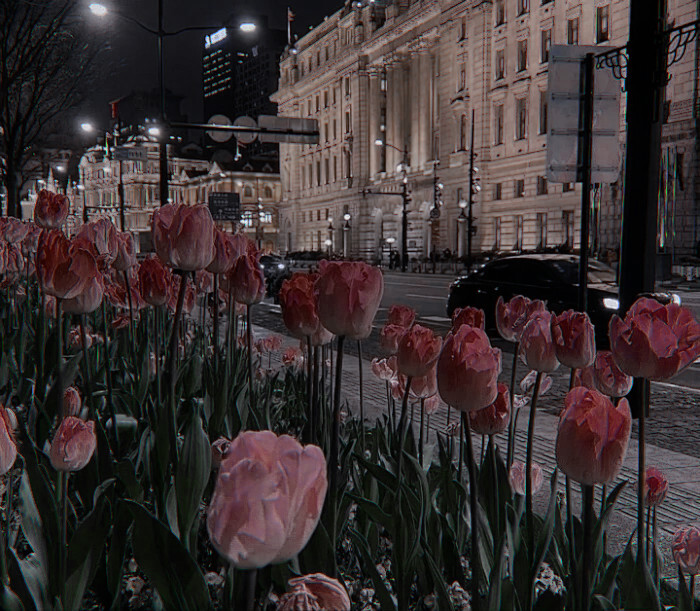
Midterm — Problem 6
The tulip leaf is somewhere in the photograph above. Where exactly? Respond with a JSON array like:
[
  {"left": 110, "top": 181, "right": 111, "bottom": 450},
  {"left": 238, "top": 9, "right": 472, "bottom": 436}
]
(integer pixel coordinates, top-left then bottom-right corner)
[
  {"left": 7, "top": 546, "right": 50, "bottom": 611},
  {"left": 176, "top": 412, "right": 211, "bottom": 551},
  {"left": 622, "top": 551, "right": 661, "bottom": 611},
  {"left": 125, "top": 500, "right": 212, "bottom": 611},
  {"left": 106, "top": 501, "right": 133, "bottom": 603},
  {"left": 422, "top": 548, "right": 455, "bottom": 611},
  {"left": 676, "top": 566, "right": 694, "bottom": 611},
  {"left": 0, "top": 584, "right": 24, "bottom": 611},
  {"left": 348, "top": 528, "right": 397, "bottom": 611}
]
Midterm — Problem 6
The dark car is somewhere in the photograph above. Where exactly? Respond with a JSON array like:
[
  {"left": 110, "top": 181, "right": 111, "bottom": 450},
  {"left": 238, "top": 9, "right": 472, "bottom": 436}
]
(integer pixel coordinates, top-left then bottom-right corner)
[
  {"left": 447, "top": 254, "right": 627, "bottom": 341},
  {"left": 259, "top": 255, "right": 291, "bottom": 300}
]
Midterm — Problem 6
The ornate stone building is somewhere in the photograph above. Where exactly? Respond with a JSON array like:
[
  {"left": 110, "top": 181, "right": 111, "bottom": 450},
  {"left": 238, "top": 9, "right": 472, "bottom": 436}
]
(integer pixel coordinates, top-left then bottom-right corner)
[{"left": 273, "top": 0, "right": 698, "bottom": 266}]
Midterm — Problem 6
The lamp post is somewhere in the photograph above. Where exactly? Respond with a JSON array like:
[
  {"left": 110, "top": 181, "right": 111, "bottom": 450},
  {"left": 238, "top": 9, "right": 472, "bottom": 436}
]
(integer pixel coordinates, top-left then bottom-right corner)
[
  {"left": 386, "top": 236, "right": 396, "bottom": 269},
  {"left": 327, "top": 217, "right": 334, "bottom": 256},
  {"left": 375, "top": 139, "right": 409, "bottom": 272},
  {"left": 342, "top": 212, "right": 351, "bottom": 258},
  {"left": 457, "top": 200, "right": 467, "bottom": 259},
  {"left": 89, "top": 3, "right": 256, "bottom": 207}
]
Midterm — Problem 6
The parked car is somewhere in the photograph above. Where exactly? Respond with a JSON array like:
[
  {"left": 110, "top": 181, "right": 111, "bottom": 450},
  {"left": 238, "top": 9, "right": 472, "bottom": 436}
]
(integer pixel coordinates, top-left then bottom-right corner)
[
  {"left": 259, "top": 255, "right": 291, "bottom": 300},
  {"left": 446, "top": 254, "right": 678, "bottom": 343}
]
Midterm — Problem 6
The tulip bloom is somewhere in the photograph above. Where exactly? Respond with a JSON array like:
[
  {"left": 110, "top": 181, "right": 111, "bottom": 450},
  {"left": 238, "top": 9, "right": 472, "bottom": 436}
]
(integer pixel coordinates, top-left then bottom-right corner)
[
  {"left": 671, "top": 526, "right": 700, "bottom": 575},
  {"left": 138, "top": 255, "right": 172, "bottom": 307},
  {"left": 496, "top": 295, "right": 546, "bottom": 342},
  {"left": 0, "top": 407, "right": 18, "bottom": 476},
  {"left": 397, "top": 324, "right": 442, "bottom": 378},
  {"left": 519, "top": 311, "right": 560, "bottom": 373},
  {"left": 34, "top": 189, "right": 69, "bottom": 228},
  {"left": 49, "top": 417, "right": 97, "bottom": 471},
  {"left": 609, "top": 296, "right": 700, "bottom": 381},
  {"left": 0, "top": 217, "right": 29, "bottom": 244},
  {"left": 551, "top": 310, "right": 596, "bottom": 370},
  {"left": 386, "top": 304, "right": 416, "bottom": 328},
  {"left": 74, "top": 217, "right": 119, "bottom": 269},
  {"left": 642, "top": 467, "right": 669, "bottom": 507},
  {"left": 555, "top": 387, "right": 631, "bottom": 486},
  {"left": 206, "top": 228, "right": 237, "bottom": 275},
  {"left": 207, "top": 431, "right": 327, "bottom": 569},
  {"left": 152, "top": 203, "right": 216, "bottom": 271},
  {"left": 470, "top": 382, "right": 510, "bottom": 436},
  {"left": 437, "top": 325, "right": 502, "bottom": 412},
  {"left": 211, "top": 437, "right": 231, "bottom": 470},
  {"left": 279, "top": 273, "right": 320, "bottom": 338},
  {"left": 113, "top": 231, "right": 137, "bottom": 271},
  {"left": 379, "top": 323, "right": 407, "bottom": 355},
  {"left": 283, "top": 574, "right": 351, "bottom": 611},
  {"left": 229, "top": 253, "right": 266, "bottom": 305},
  {"left": 452, "top": 306, "right": 485, "bottom": 332},
  {"left": 63, "top": 387, "right": 81, "bottom": 418},
  {"left": 315, "top": 260, "right": 383, "bottom": 340},
  {"left": 63, "top": 270, "right": 104, "bottom": 315},
  {"left": 509, "top": 460, "right": 544, "bottom": 496},
  {"left": 593, "top": 351, "right": 633, "bottom": 397},
  {"left": 371, "top": 357, "right": 397, "bottom": 382}
]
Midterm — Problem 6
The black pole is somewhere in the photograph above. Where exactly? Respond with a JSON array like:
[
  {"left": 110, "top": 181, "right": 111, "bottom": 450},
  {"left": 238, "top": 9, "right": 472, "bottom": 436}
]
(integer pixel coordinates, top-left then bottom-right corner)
[
  {"left": 158, "top": 0, "right": 169, "bottom": 207},
  {"left": 401, "top": 149, "right": 408, "bottom": 272},
  {"left": 467, "top": 108, "right": 475, "bottom": 270},
  {"left": 619, "top": 0, "right": 667, "bottom": 418},
  {"left": 578, "top": 53, "right": 595, "bottom": 313}
]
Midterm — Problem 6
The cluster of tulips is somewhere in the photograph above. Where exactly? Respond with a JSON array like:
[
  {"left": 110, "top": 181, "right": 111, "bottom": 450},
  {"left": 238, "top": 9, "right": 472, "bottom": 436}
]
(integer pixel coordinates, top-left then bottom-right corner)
[{"left": 0, "top": 188, "right": 699, "bottom": 609}]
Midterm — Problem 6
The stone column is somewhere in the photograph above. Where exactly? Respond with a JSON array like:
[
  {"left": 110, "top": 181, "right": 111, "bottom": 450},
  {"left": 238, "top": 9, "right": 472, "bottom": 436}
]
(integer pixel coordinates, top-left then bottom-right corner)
[{"left": 368, "top": 69, "right": 381, "bottom": 177}]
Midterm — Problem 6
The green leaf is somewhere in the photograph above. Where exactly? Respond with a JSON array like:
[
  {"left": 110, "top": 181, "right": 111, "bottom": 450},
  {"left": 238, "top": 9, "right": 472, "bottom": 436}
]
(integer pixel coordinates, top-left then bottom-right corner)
[
  {"left": 106, "top": 501, "right": 132, "bottom": 604},
  {"left": 0, "top": 583, "right": 26, "bottom": 611},
  {"left": 348, "top": 529, "right": 397, "bottom": 611},
  {"left": 622, "top": 551, "right": 661, "bottom": 611},
  {"left": 423, "top": 548, "right": 455, "bottom": 611},
  {"left": 676, "top": 566, "right": 693, "bottom": 611},
  {"left": 125, "top": 501, "right": 212, "bottom": 611},
  {"left": 7, "top": 547, "right": 50, "bottom": 611}
]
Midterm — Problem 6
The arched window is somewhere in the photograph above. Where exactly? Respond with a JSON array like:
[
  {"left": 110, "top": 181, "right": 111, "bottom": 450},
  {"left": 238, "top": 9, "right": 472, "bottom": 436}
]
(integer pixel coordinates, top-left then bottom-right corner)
[
  {"left": 264, "top": 186, "right": 273, "bottom": 199},
  {"left": 243, "top": 185, "right": 253, "bottom": 197},
  {"left": 460, "top": 115, "right": 468, "bottom": 150}
]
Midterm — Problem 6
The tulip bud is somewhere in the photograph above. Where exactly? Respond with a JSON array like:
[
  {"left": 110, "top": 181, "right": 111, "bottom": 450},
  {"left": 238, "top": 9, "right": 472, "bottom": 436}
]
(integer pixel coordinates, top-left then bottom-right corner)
[
  {"left": 396, "top": 324, "right": 442, "bottom": 378},
  {"left": 34, "top": 189, "right": 69, "bottom": 229},
  {"left": 451, "top": 306, "right": 485, "bottom": 332},
  {"left": 386, "top": 304, "right": 416, "bottom": 328},
  {"left": 49, "top": 417, "right": 97, "bottom": 472},
  {"left": 672, "top": 526, "right": 700, "bottom": 575},
  {"left": 519, "top": 311, "right": 560, "bottom": 373},
  {"left": 551, "top": 310, "right": 596, "bottom": 370},
  {"left": 593, "top": 351, "right": 633, "bottom": 397},
  {"left": 0, "top": 407, "right": 18, "bottom": 476},
  {"left": 496, "top": 295, "right": 546, "bottom": 342},
  {"left": 286, "top": 574, "right": 351, "bottom": 611},
  {"left": 469, "top": 382, "right": 510, "bottom": 436},
  {"left": 509, "top": 460, "right": 543, "bottom": 496},
  {"left": 641, "top": 467, "right": 669, "bottom": 507},
  {"left": 63, "top": 387, "right": 81, "bottom": 418}
]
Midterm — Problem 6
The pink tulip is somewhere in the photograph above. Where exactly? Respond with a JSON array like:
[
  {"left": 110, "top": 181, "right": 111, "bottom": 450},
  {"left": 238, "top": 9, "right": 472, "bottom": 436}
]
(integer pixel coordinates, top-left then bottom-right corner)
[
  {"left": 609, "top": 297, "right": 700, "bottom": 381},
  {"left": 63, "top": 387, "right": 81, "bottom": 418},
  {"left": 0, "top": 407, "right": 18, "bottom": 476},
  {"left": 424, "top": 394, "right": 441, "bottom": 414},
  {"left": 519, "top": 311, "right": 560, "bottom": 373},
  {"left": 642, "top": 467, "right": 669, "bottom": 507},
  {"left": 572, "top": 364, "right": 597, "bottom": 391},
  {"left": 113, "top": 231, "right": 137, "bottom": 271},
  {"left": 396, "top": 324, "right": 443, "bottom": 378},
  {"left": 279, "top": 273, "right": 320, "bottom": 338},
  {"left": 386, "top": 304, "right": 416, "bottom": 328},
  {"left": 379, "top": 323, "right": 407, "bottom": 355},
  {"left": 410, "top": 365, "right": 438, "bottom": 399},
  {"left": 34, "top": 189, "right": 69, "bottom": 228},
  {"left": 282, "top": 347, "right": 304, "bottom": 371},
  {"left": 555, "top": 387, "right": 631, "bottom": 486},
  {"left": 74, "top": 217, "right": 120, "bottom": 269},
  {"left": 315, "top": 260, "right": 383, "bottom": 340},
  {"left": 451, "top": 306, "right": 485, "bottom": 332},
  {"left": 211, "top": 437, "right": 231, "bottom": 470},
  {"left": 496, "top": 295, "right": 546, "bottom": 342},
  {"left": 551, "top": 310, "right": 596, "bottom": 369},
  {"left": 509, "top": 460, "right": 543, "bottom": 496},
  {"left": 63, "top": 269, "right": 104, "bottom": 315},
  {"left": 138, "top": 255, "right": 172, "bottom": 307},
  {"left": 671, "top": 526, "right": 700, "bottom": 575},
  {"left": 284, "top": 574, "right": 351, "bottom": 611},
  {"left": 593, "top": 351, "right": 633, "bottom": 397},
  {"left": 152, "top": 203, "right": 216, "bottom": 271},
  {"left": 469, "top": 382, "right": 510, "bottom": 436},
  {"left": 207, "top": 431, "right": 327, "bottom": 569},
  {"left": 437, "top": 325, "right": 502, "bottom": 412},
  {"left": 207, "top": 227, "right": 239, "bottom": 275},
  {"left": 49, "top": 417, "right": 97, "bottom": 472},
  {"left": 371, "top": 357, "right": 397, "bottom": 382},
  {"left": 229, "top": 253, "right": 266, "bottom": 305},
  {"left": 0, "top": 217, "right": 29, "bottom": 244},
  {"left": 310, "top": 325, "right": 334, "bottom": 347}
]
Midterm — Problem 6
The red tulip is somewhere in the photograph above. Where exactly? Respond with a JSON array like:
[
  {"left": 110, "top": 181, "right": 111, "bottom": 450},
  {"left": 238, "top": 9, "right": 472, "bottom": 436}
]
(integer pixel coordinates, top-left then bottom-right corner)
[
  {"left": 386, "top": 304, "right": 416, "bottom": 328},
  {"left": 63, "top": 387, "right": 81, "bottom": 418},
  {"left": 609, "top": 296, "right": 700, "bottom": 381},
  {"left": 0, "top": 217, "right": 29, "bottom": 244},
  {"left": 74, "top": 217, "right": 119, "bottom": 269},
  {"left": 452, "top": 306, "right": 485, "bottom": 332},
  {"left": 49, "top": 416, "right": 97, "bottom": 471},
  {"left": 207, "top": 227, "right": 239, "bottom": 275},
  {"left": 113, "top": 231, "right": 137, "bottom": 271},
  {"left": 207, "top": 431, "right": 327, "bottom": 569},
  {"left": 672, "top": 526, "right": 700, "bottom": 575},
  {"left": 279, "top": 273, "right": 320, "bottom": 338},
  {"left": 310, "top": 325, "right": 334, "bottom": 347},
  {"left": 496, "top": 295, "right": 546, "bottom": 342},
  {"left": 138, "top": 255, "right": 172, "bottom": 307},
  {"left": 152, "top": 203, "right": 216, "bottom": 271},
  {"left": 519, "top": 311, "right": 560, "bottom": 373},
  {"left": 34, "top": 189, "right": 69, "bottom": 228},
  {"left": 379, "top": 323, "right": 406, "bottom": 355},
  {"left": 104, "top": 270, "right": 145, "bottom": 311},
  {"left": 555, "top": 387, "right": 631, "bottom": 486},
  {"left": 229, "top": 252, "right": 266, "bottom": 305},
  {"left": 437, "top": 325, "right": 502, "bottom": 412},
  {"left": 315, "top": 260, "right": 383, "bottom": 340},
  {"left": 282, "top": 346, "right": 304, "bottom": 371},
  {"left": 63, "top": 268, "right": 104, "bottom": 314},
  {"left": 0, "top": 406, "right": 18, "bottom": 476},
  {"left": 470, "top": 382, "right": 510, "bottom": 435},
  {"left": 2, "top": 243, "right": 24, "bottom": 278},
  {"left": 593, "top": 351, "right": 633, "bottom": 397},
  {"left": 572, "top": 364, "right": 597, "bottom": 391},
  {"left": 396, "top": 324, "right": 442, "bottom": 378},
  {"left": 509, "top": 460, "right": 543, "bottom": 496},
  {"left": 283, "top": 574, "right": 351, "bottom": 611},
  {"left": 641, "top": 466, "right": 669, "bottom": 507},
  {"left": 551, "top": 309, "right": 596, "bottom": 369}
]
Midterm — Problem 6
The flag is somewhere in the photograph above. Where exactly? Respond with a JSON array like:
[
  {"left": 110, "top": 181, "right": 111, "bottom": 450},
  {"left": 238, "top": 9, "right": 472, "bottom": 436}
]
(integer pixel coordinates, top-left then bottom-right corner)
[{"left": 287, "top": 7, "right": 295, "bottom": 21}]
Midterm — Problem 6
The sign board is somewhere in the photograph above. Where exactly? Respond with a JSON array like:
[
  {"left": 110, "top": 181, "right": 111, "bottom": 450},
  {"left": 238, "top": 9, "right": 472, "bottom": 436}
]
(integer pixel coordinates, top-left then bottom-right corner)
[
  {"left": 546, "top": 45, "right": 622, "bottom": 183},
  {"left": 207, "top": 114, "right": 233, "bottom": 142},
  {"left": 208, "top": 192, "right": 241, "bottom": 221},
  {"left": 113, "top": 146, "right": 147, "bottom": 162},
  {"left": 258, "top": 115, "right": 319, "bottom": 144}
]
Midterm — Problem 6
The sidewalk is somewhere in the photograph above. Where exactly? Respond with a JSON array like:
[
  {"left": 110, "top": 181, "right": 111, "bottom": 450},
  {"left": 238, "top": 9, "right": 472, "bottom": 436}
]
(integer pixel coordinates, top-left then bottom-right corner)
[{"left": 253, "top": 323, "right": 700, "bottom": 583}]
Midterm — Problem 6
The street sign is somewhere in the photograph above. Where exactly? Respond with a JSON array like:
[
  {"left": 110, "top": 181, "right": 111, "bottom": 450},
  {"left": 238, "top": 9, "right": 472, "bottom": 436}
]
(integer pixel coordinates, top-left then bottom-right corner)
[
  {"left": 233, "top": 116, "right": 258, "bottom": 145},
  {"left": 208, "top": 192, "right": 241, "bottom": 221},
  {"left": 113, "top": 146, "right": 147, "bottom": 162},
  {"left": 546, "top": 45, "right": 621, "bottom": 183},
  {"left": 258, "top": 115, "right": 319, "bottom": 144},
  {"left": 207, "top": 115, "right": 233, "bottom": 142}
]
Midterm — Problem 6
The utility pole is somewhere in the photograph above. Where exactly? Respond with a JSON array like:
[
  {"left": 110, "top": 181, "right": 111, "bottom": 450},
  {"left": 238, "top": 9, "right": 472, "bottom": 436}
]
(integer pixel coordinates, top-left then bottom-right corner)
[
  {"left": 158, "top": 0, "right": 169, "bottom": 206},
  {"left": 467, "top": 108, "right": 475, "bottom": 269},
  {"left": 400, "top": 149, "right": 409, "bottom": 272}
]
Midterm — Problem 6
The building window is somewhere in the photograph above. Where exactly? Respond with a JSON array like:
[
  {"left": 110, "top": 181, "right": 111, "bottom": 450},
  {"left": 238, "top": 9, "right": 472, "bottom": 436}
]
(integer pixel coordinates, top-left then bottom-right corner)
[
  {"left": 459, "top": 114, "right": 468, "bottom": 150},
  {"left": 316, "top": 209, "right": 321, "bottom": 221},
  {"left": 324, "top": 158, "right": 329, "bottom": 184},
  {"left": 563, "top": 210, "right": 574, "bottom": 248},
  {"left": 536, "top": 212, "right": 548, "bottom": 248},
  {"left": 514, "top": 215, "right": 524, "bottom": 250},
  {"left": 458, "top": 64, "right": 467, "bottom": 91},
  {"left": 324, "top": 90, "right": 329, "bottom": 107},
  {"left": 380, "top": 71, "right": 387, "bottom": 91},
  {"left": 345, "top": 110, "right": 351, "bottom": 133},
  {"left": 494, "top": 217, "right": 502, "bottom": 250},
  {"left": 315, "top": 95, "right": 320, "bottom": 112},
  {"left": 567, "top": 18, "right": 579, "bottom": 45},
  {"left": 333, "top": 156, "right": 337, "bottom": 182},
  {"left": 494, "top": 182, "right": 503, "bottom": 200},
  {"left": 495, "top": 49, "right": 505, "bottom": 80},
  {"left": 537, "top": 175, "right": 548, "bottom": 195},
  {"left": 517, "top": 0, "right": 528, "bottom": 16},
  {"left": 316, "top": 161, "right": 321, "bottom": 186},
  {"left": 495, "top": 0, "right": 505, "bottom": 26},
  {"left": 244, "top": 186, "right": 252, "bottom": 197},
  {"left": 541, "top": 29, "right": 551, "bottom": 63},
  {"left": 324, "top": 123, "right": 329, "bottom": 143},
  {"left": 596, "top": 6, "right": 610, "bottom": 43},
  {"left": 494, "top": 104, "right": 504, "bottom": 145},
  {"left": 563, "top": 182, "right": 574, "bottom": 193},
  {"left": 264, "top": 186, "right": 272, "bottom": 198},
  {"left": 539, "top": 91, "right": 548, "bottom": 134},
  {"left": 516, "top": 98, "right": 527, "bottom": 140},
  {"left": 515, "top": 179, "right": 525, "bottom": 198},
  {"left": 517, "top": 39, "right": 528, "bottom": 72},
  {"left": 333, "top": 119, "right": 337, "bottom": 140},
  {"left": 460, "top": 17, "right": 467, "bottom": 40},
  {"left": 344, "top": 76, "right": 350, "bottom": 97}
]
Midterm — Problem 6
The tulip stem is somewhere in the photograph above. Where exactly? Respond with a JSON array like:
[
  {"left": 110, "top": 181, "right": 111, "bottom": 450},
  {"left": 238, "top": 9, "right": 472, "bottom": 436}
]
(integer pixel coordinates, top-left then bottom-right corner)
[
  {"left": 101, "top": 304, "right": 119, "bottom": 452},
  {"left": 0, "top": 475, "right": 8, "bottom": 587},
  {"left": 121, "top": 270, "right": 136, "bottom": 364},
  {"left": 154, "top": 306, "right": 162, "bottom": 414},
  {"left": 313, "top": 346, "right": 321, "bottom": 443},
  {"left": 637, "top": 380, "right": 649, "bottom": 568},
  {"left": 419, "top": 398, "right": 425, "bottom": 465},
  {"left": 305, "top": 337, "right": 313, "bottom": 443},
  {"left": 246, "top": 305, "right": 255, "bottom": 419},
  {"left": 526, "top": 371, "right": 543, "bottom": 562},
  {"left": 167, "top": 272, "right": 189, "bottom": 466},
  {"left": 56, "top": 299, "right": 63, "bottom": 421},
  {"left": 690, "top": 573, "right": 695, "bottom": 603},
  {"left": 462, "top": 412, "right": 480, "bottom": 611},
  {"left": 645, "top": 505, "right": 652, "bottom": 563},
  {"left": 79, "top": 316, "right": 93, "bottom": 419},
  {"left": 58, "top": 471, "right": 68, "bottom": 607},
  {"left": 213, "top": 273, "right": 220, "bottom": 364},
  {"left": 396, "top": 376, "right": 412, "bottom": 490},
  {"left": 244, "top": 568, "right": 257, "bottom": 611},
  {"left": 566, "top": 369, "right": 577, "bottom": 579},
  {"left": 506, "top": 341, "right": 520, "bottom": 469},
  {"left": 581, "top": 484, "right": 594, "bottom": 611},
  {"left": 357, "top": 340, "right": 365, "bottom": 455},
  {"left": 328, "top": 334, "right": 345, "bottom": 576}
]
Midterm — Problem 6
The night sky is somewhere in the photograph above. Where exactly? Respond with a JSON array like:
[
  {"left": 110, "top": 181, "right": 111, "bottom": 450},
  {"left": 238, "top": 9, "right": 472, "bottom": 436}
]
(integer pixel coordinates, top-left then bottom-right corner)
[{"left": 81, "top": 0, "right": 343, "bottom": 131}]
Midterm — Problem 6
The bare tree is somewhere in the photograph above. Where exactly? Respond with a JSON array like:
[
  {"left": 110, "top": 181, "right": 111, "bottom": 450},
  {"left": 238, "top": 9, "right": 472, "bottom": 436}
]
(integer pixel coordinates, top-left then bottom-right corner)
[{"left": 0, "top": 0, "right": 98, "bottom": 218}]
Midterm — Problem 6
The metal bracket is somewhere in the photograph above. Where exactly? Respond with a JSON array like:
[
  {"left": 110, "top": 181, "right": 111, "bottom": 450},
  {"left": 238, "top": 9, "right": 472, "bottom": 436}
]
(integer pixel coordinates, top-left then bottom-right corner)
[
  {"left": 665, "top": 18, "right": 699, "bottom": 69},
  {"left": 595, "top": 45, "right": 629, "bottom": 84}
]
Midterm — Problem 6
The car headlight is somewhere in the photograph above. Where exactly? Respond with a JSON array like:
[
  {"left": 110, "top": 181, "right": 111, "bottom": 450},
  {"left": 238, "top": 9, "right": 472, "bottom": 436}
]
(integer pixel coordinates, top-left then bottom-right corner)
[
  {"left": 602, "top": 297, "right": 619, "bottom": 311},
  {"left": 277, "top": 263, "right": 285, "bottom": 270},
  {"left": 671, "top": 292, "right": 681, "bottom": 305}
]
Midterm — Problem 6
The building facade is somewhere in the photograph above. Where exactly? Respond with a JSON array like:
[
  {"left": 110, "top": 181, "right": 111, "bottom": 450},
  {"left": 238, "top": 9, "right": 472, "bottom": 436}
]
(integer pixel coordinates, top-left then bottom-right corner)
[{"left": 272, "top": 0, "right": 699, "bottom": 267}]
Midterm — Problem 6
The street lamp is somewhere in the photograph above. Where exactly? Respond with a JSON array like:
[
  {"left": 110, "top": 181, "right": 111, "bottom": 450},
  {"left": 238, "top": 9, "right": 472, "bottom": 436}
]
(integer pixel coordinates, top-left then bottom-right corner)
[
  {"left": 327, "top": 217, "right": 334, "bottom": 256},
  {"left": 374, "top": 139, "right": 410, "bottom": 272},
  {"left": 457, "top": 200, "right": 468, "bottom": 259},
  {"left": 386, "top": 236, "right": 396, "bottom": 269},
  {"left": 343, "top": 212, "right": 351, "bottom": 258}
]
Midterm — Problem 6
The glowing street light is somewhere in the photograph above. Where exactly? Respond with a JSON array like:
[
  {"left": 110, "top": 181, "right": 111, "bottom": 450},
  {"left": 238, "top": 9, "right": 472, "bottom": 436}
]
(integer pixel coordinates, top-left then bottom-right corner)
[
  {"left": 80, "top": 122, "right": 94, "bottom": 133},
  {"left": 89, "top": 3, "right": 108, "bottom": 16},
  {"left": 239, "top": 22, "right": 256, "bottom": 32}
]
